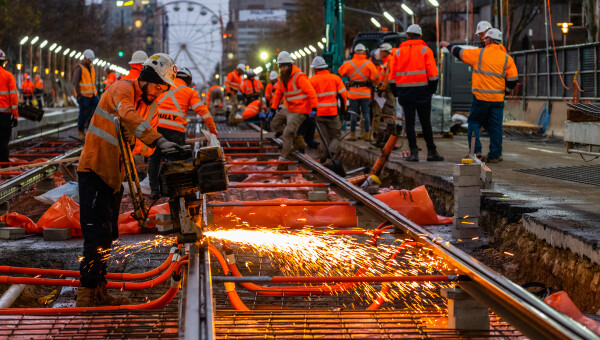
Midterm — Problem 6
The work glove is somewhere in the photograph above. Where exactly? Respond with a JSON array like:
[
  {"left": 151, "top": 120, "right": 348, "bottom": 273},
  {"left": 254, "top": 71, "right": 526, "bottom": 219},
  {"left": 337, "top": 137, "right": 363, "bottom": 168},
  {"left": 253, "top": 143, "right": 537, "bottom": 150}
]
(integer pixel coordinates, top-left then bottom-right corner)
[
  {"left": 209, "top": 128, "right": 218, "bottom": 136},
  {"left": 308, "top": 108, "right": 317, "bottom": 120},
  {"left": 258, "top": 111, "right": 267, "bottom": 120},
  {"left": 120, "top": 125, "right": 135, "bottom": 144},
  {"left": 155, "top": 137, "right": 183, "bottom": 152},
  {"left": 267, "top": 108, "right": 277, "bottom": 121},
  {"left": 11, "top": 117, "right": 18, "bottom": 128}
]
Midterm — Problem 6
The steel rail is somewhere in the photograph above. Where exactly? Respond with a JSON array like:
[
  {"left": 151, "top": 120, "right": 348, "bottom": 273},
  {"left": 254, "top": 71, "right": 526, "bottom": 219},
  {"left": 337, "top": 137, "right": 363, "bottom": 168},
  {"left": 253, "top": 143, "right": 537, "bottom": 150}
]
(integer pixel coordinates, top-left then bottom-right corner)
[
  {"left": 0, "top": 147, "right": 82, "bottom": 205},
  {"left": 262, "top": 131, "right": 597, "bottom": 340}
]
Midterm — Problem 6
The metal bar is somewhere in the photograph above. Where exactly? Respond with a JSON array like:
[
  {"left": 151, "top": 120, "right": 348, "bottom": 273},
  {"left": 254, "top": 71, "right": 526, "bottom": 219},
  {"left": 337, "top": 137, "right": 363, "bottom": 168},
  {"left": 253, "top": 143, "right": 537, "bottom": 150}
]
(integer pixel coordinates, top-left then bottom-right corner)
[
  {"left": 222, "top": 146, "right": 278, "bottom": 150},
  {"left": 9, "top": 153, "right": 61, "bottom": 158},
  {"left": 228, "top": 170, "right": 311, "bottom": 174},
  {"left": 228, "top": 183, "right": 329, "bottom": 188},
  {"left": 181, "top": 244, "right": 215, "bottom": 340},
  {"left": 211, "top": 275, "right": 455, "bottom": 283},
  {"left": 225, "top": 153, "right": 280, "bottom": 157},
  {"left": 207, "top": 201, "right": 354, "bottom": 207},
  {"left": 567, "top": 149, "right": 600, "bottom": 157},
  {"left": 227, "top": 161, "right": 297, "bottom": 165}
]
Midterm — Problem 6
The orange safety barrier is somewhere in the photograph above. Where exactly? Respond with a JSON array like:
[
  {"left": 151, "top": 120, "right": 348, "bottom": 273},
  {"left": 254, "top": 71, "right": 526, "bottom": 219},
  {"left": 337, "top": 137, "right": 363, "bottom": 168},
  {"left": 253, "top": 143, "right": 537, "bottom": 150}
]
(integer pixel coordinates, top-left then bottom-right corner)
[
  {"left": 545, "top": 291, "right": 600, "bottom": 336},
  {"left": 375, "top": 186, "right": 453, "bottom": 226}
]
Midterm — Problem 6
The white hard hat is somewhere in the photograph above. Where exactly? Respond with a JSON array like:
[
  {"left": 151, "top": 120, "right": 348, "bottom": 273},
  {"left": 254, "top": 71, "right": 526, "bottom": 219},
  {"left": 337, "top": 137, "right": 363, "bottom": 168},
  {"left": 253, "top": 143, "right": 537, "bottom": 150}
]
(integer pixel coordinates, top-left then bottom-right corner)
[
  {"left": 246, "top": 69, "right": 255, "bottom": 77},
  {"left": 129, "top": 50, "right": 148, "bottom": 64},
  {"left": 143, "top": 53, "right": 177, "bottom": 87},
  {"left": 236, "top": 63, "right": 245, "bottom": 71},
  {"left": 276, "top": 51, "right": 293, "bottom": 64},
  {"left": 354, "top": 43, "right": 366, "bottom": 52},
  {"left": 484, "top": 28, "right": 502, "bottom": 41},
  {"left": 177, "top": 66, "right": 192, "bottom": 79},
  {"left": 475, "top": 21, "right": 493, "bottom": 35},
  {"left": 380, "top": 43, "right": 392, "bottom": 53},
  {"left": 269, "top": 70, "right": 278, "bottom": 80},
  {"left": 0, "top": 49, "right": 5, "bottom": 61},
  {"left": 83, "top": 49, "right": 95, "bottom": 60},
  {"left": 406, "top": 24, "right": 422, "bottom": 35},
  {"left": 310, "top": 56, "right": 328, "bottom": 69}
]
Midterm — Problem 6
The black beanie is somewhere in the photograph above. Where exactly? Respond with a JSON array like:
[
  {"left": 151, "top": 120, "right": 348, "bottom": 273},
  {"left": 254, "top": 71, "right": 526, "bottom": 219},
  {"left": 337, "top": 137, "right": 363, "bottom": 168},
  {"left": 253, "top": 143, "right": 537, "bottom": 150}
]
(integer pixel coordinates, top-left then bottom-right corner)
[{"left": 138, "top": 66, "right": 167, "bottom": 85}]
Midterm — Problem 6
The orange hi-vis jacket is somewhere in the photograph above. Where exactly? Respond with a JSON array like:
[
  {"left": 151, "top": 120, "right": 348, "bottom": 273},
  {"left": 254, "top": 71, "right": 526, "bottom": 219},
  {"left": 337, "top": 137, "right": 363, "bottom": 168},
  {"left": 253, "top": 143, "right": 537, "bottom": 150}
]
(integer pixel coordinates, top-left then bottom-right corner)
[
  {"left": 459, "top": 44, "right": 518, "bottom": 102},
  {"left": 206, "top": 85, "right": 221, "bottom": 105},
  {"left": 21, "top": 79, "right": 35, "bottom": 95},
  {"left": 309, "top": 70, "right": 347, "bottom": 117},
  {"left": 156, "top": 78, "right": 216, "bottom": 134},
  {"left": 225, "top": 70, "right": 242, "bottom": 94},
  {"left": 35, "top": 75, "right": 43, "bottom": 90},
  {"left": 123, "top": 64, "right": 143, "bottom": 81},
  {"left": 337, "top": 54, "right": 379, "bottom": 100},
  {"left": 77, "top": 79, "right": 163, "bottom": 192},
  {"left": 378, "top": 55, "right": 392, "bottom": 90},
  {"left": 265, "top": 81, "right": 277, "bottom": 103},
  {"left": 104, "top": 72, "right": 117, "bottom": 89},
  {"left": 78, "top": 64, "right": 97, "bottom": 97},
  {"left": 240, "top": 78, "right": 263, "bottom": 96},
  {"left": 390, "top": 39, "right": 439, "bottom": 88},
  {"left": 270, "top": 65, "right": 318, "bottom": 114},
  {"left": 242, "top": 99, "right": 264, "bottom": 120},
  {"left": 0, "top": 66, "right": 19, "bottom": 118}
]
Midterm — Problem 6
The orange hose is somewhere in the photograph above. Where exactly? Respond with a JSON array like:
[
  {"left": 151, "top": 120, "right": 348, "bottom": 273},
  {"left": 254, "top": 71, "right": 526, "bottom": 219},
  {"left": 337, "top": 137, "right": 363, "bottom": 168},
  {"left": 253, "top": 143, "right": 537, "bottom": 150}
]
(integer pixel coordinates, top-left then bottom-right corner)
[
  {"left": 208, "top": 244, "right": 250, "bottom": 310},
  {"left": 207, "top": 244, "right": 229, "bottom": 275},
  {"left": 0, "top": 260, "right": 188, "bottom": 315}
]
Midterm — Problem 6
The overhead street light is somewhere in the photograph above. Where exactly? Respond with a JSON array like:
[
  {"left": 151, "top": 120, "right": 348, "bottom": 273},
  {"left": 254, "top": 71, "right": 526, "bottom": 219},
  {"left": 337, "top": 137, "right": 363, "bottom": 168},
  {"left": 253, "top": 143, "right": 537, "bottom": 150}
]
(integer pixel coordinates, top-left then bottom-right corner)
[
  {"left": 39, "top": 40, "right": 48, "bottom": 48},
  {"left": 428, "top": 0, "right": 439, "bottom": 6},
  {"left": 260, "top": 51, "right": 268, "bottom": 61},
  {"left": 54, "top": 46, "right": 62, "bottom": 53},
  {"left": 30, "top": 36, "right": 39, "bottom": 45},
  {"left": 371, "top": 17, "right": 381, "bottom": 28},
  {"left": 383, "top": 11, "right": 395, "bottom": 23},
  {"left": 401, "top": 4, "right": 413, "bottom": 15},
  {"left": 317, "top": 42, "right": 324, "bottom": 49},
  {"left": 49, "top": 43, "right": 57, "bottom": 52},
  {"left": 321, "top": 37, "right": 326, "bottom": 43},
  {"left": 291, "top": 54, "right": 297, "bottom": 60},
  {"left": 303, "top": 47, "right": 310, "bottom": 54},
  {"left": 309, "top": 45, "right": 317, "bottom": 53},
  {"left": 19, "top": 36, "right": 29, "bottom": 45},
  {"left": 299, "top": 50, "right": 306, "bottom": 57},
  {"left": 63, "top": 48, "right": 70, "bottom": 55}
]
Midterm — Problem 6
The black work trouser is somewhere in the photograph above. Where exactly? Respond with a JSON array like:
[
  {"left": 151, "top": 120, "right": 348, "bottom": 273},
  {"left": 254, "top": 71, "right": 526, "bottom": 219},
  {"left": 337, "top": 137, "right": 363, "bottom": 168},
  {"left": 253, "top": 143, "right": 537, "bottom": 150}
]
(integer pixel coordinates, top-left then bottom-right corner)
[
  {"left": 0, "top": 114, "right": 12, "bottom": 166},
  {"left": 78, "top": 171, "right": 123, "bottom": 288},
  {"left": 148, "top": 127, "right": 186, "bottom": 195},
  {"left": 399, "top": 99, "right": 436, "bottom": 152}
]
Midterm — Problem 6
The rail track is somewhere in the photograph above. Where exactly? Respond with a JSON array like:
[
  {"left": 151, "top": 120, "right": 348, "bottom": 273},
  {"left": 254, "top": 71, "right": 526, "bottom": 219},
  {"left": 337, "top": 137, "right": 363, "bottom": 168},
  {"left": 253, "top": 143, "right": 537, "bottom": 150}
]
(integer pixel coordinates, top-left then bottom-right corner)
[{"left": 0, "top": 120, "right": 596, "bottom": 339}]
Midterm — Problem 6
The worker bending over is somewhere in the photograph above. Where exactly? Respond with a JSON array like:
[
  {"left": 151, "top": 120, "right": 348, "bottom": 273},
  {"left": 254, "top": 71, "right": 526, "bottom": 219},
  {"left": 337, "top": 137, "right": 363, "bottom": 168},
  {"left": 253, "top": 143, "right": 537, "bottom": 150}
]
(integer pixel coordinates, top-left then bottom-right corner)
[
  {"left": 309, "top": 56, "right": 347, "bottom": 163},
  {"left": 338, "top": 43, "right": 379, "bottom": 141},
  {"left": 441, "top": 28, "right": 517, "bottom": 163},
  {"left": 0, "top": 49, "right": 18, "bottom": 167},
  {"left": 224, "top": 63, "right": 245, "bottom": 125},
  {"left": 76, "top": 53, "right": 182, "bottom": 307},
  {"left": 268, "top": 51, "right": 318, "bottom": 170},
  {"left": 206, "top": 85, "right": 224, "bottom": 115},
  {"left": 146, "top": 67, "right": 217, "bottom": 199},
  {"left": 240, "top": 70, "right": 263, "bottom": 105},
  {"left": 242, "top": 98, "right": 267, "bottom": 121},
  {"left": 391, "top": 24, "right": 443, "bottom": 162}
]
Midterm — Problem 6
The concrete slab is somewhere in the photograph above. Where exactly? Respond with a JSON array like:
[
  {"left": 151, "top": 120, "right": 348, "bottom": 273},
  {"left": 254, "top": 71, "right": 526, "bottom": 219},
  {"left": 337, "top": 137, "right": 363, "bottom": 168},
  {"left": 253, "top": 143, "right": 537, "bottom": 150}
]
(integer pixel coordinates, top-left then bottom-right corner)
[
  {"left": 0, "top": 227, "right": 26, "bottom": 240},
  {"left": 43, "top": 228, "right": 72, "bottom": 241}
]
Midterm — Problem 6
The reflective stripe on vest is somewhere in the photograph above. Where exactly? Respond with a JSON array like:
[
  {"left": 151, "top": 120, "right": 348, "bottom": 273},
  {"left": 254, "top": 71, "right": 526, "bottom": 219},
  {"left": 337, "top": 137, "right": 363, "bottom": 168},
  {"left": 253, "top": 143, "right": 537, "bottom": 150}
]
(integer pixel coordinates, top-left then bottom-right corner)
[
  {"left": 317, "top": 91, "right": 338, "bottom": 97},
  {"left": 472, "top": 88, "right": 505, "bottom": 94},
  {"left": 79, "top": 64, "right": 97, "bottom": 97},
  {"left": 474, "top": 49, "right": 509, "bottom": 79},
  {"left": 158, "top": 119, "right": 185, "bottom": 130},
  {"left": 317, "top": 102, "right": 337, "bottom": 107},
  {"left": 395, "top": 70, "right": 427, "bottom": 77},
  {"left": 348, "top": 60, "right": 369, "bottom": 82},
  {"left": 281, "top": 72, "right": 306, "bottom": 103},
  {"left": 0, "top": 90, "right": 18, "bottom": 95},
  {"left": 158, "top": 85, "right": 186, "bottom": 115}
]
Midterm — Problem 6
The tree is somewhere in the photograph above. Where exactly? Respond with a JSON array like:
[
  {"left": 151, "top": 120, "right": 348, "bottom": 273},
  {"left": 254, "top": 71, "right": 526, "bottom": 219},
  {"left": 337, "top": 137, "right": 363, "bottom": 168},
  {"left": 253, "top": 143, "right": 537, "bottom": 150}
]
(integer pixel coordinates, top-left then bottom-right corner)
[
  {"left": 583, "top": 0, "right": 600, "bottom": 42},
  {"left": 507, "top": 0, "right": 543, "bottom": 51}
]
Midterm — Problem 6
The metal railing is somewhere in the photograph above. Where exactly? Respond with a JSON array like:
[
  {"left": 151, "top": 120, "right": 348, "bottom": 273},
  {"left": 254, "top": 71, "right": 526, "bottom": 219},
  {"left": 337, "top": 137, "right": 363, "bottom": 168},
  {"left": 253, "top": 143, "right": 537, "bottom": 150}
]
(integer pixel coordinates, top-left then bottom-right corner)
[{"left": 511, "top": 42, "right": 600, "bottom": 100}]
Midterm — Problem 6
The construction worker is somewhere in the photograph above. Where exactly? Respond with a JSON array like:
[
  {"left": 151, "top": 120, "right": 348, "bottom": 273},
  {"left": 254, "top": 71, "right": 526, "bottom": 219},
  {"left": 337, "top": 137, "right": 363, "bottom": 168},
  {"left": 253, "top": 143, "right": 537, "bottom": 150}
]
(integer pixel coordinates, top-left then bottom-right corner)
[
  {"left": 268, "top": 51, "right": 318, "bottom": 170},
  {"left": 206, "top": 85, "right": 224, "bottom": 115},
  {"left": 242, "top": 98, "right": 267, "bottom": 120},
  {"left": 73, "top": 49, "right": 99, "bottom": 140},
  {"left": 441, "top": 29, "right": 518, "bottom": 163},
  {"left": 21, "top": 74, "right": 35, "bottom": 105},
  {"left": 123, "top": 50, "right": 148, "bottom": 81},
  {"left": 240, "top": 69, "right": 263, "bottom": 105},
  {"left": 0, "top": 49, "right": 19, "bottom": 167},
  {"left": 34, "top": 74, "right": 44, "bottom": 108},
  {"left": 76, "top": 53, "right": 182, "bottom": 307},
  {"left": 103, "top": 68, "right": 117, "bottom": 90},
  {"left": 391, "top": 24, "right": 443, "bottom": 162},
  {"left": 265, "top": 70, "right": 278, "bottom": 108},
  {"left": 147, "top": 67, "right": 217, "bottom": 199},
  {"left": 372, "top": 43, "right": 397, "bottom": 140},
  {"left": 309, "top": 56, "right": 347, "bottom": 163},
  {"left": 338, "top": 43, "right": 379, "bottom": 141},
  {"left": 224, "top": 63, "right": 245, "bottom": 125},
  {"left": 474, "top": 21, "right": 507, "bottom": 52}
]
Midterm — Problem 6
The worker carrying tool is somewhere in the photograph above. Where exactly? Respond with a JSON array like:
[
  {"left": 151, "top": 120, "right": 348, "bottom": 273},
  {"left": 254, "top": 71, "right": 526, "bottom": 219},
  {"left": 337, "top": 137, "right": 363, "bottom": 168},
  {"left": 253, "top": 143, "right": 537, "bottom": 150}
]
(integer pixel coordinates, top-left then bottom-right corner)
[
  {"left": 34, "top": 74, "right": 43, "bottom": 108},
  {"left": 240, "top": 69, "right": 263, "bottom": 105},
  {"left": 309, "top": 56, "right": 347, "bottom": 163},
  {"left": 390, "top": 24, "right": 443, "bottom": 162},
  {"left": 338, "top": 43, "right": 379, "bottom": 141},
  {"left": 264, "top": 70, "right": 279, "bottom": 108},
  {"left": 269, "top": 51, "right": 318, "bottom": 170},
  {"left": 73, "top": 49, "right": 100, "bottom": 141},
  {"left": 123, "top": 50, "right": 148, "bottom": 81},
  {"left": 146, "top": 66, "right": 218, "bottom": 199},
  {"left": 76, "top": 53, "right": 182, "bottom": 307},
  {"left": 0, "top": 49, "right": 18, "bottom": 167},
  {"left": 21, "top": 74, "right": 35, "bottom": 106},
  {"left": 224, "top": 63, "right": 245, "bottom": 125},
  {"left": 441, "top": 28, "right": 518, "bottom": 163}
]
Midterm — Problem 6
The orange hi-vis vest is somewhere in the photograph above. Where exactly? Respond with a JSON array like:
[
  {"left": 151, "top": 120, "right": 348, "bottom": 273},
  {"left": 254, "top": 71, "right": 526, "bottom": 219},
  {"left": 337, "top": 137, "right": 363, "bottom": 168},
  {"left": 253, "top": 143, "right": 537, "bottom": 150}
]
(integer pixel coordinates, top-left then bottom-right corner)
[
  {"left": 78, "top": 64, "right": 97, "bottom": 97},
  {"left": 22, "top": 79, "right": 35, "bottom": 95},
  {"left": 378, "top": 55, "right": 391, "bottom": 90},
  {"left": 270, "top": 65, "right": 317, "bottom": 114},
  {"left": 206, "top": 85, "right": 221, "bottom": 105},
  {"left": 265, "top": 81, "right": 276, "bottom": 103},
  {"left": 390, "top": 39, "right": 439, "bottom": 88},
  {"left": 225, "top": 71, "right": 242, "bottom": 93},
  {"left": 240, "top": 78, "right": 263, "bottom": 96},
  {"left": 337, "top": 54, "right": 379, "bottom": 100},
  {"left": 104, "top": 72, "right": 117, "bottom": 90},
  {"left": 156, "top": 78, "right": 216, "bottom": 134},
  {"left": 309, "top": 70, "right": 347, "bottom": 117},
  {"left": 460, "top": 44, "right": 518, "bottom": 102},
  {"left": 242, "top": 99, "right": 263, "bottom": 120},
  {"left": 77, "top": 79, "right": 162, "bottom": 191},
  {"left": 35, "top": 76, "right": 43, "bottom": 90},
  {"left": 0, "top": 66, "right": 19, "bottom": 118}
]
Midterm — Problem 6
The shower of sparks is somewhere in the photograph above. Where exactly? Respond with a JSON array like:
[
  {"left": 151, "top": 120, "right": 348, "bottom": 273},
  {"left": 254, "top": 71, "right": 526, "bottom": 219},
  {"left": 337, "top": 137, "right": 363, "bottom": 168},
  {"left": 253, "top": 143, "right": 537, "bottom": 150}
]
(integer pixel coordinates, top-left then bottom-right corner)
[
  {"left": 205, "top": 227, "right": 453, "bottom": 310},
  {"left": 100, "top": 235, "right": 177, "bottom": 263}
]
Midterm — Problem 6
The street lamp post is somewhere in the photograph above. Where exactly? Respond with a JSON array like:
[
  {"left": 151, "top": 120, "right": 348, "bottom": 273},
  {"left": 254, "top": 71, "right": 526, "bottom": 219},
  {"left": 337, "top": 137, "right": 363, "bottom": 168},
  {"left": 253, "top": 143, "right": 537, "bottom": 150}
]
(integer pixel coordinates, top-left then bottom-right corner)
[
  {"left": 29, "top": 36, "right": 39, "bottom": 76},
  {"left": 19, "top": 36, "right": 29, "bottom": 85},
  {"left": 383, "top": 11, "right": 397, "bottom": 32},
  {"left": 427, "top": 0, "right": 440, "bottom": 79},
  {"left": 401, "top": 3, "right": 414, "bottom": 24}
]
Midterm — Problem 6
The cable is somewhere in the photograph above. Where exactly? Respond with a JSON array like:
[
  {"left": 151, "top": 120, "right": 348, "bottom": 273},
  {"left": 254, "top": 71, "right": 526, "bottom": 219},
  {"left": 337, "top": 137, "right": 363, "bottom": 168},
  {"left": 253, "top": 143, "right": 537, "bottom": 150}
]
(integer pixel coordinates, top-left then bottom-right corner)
[
  {"left": 546, "top": 0, "right": 569, "bottom": 90},
  {"left": 506, "top": 0, "right": 511, "bottom": 52}
]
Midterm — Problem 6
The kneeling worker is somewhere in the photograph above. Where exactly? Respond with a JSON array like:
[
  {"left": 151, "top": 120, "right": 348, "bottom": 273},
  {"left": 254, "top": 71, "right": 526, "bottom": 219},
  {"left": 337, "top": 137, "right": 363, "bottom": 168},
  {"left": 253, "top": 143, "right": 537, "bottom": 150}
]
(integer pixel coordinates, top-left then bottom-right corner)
[{"left": 76, "top": 53, "right": 182, "bottom": 307}]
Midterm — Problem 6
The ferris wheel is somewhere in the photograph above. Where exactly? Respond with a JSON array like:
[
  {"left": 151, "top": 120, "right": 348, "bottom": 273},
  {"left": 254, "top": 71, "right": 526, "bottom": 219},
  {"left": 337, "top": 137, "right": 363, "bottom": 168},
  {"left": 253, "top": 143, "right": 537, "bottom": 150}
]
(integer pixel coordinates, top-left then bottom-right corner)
[{"left": 163, "top": 0, "right": 222, "bottom": 89}]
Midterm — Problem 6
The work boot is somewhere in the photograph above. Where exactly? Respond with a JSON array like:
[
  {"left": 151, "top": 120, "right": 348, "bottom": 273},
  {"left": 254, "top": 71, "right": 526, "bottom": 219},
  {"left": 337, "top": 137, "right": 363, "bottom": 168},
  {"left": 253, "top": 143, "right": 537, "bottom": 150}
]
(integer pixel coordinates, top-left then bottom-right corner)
[
  {"left": 358, "top": 132, "right": 369, "bottom": 140},
  {"left": 76, "top": 287, "right": 98, "bottom": 307},
  {"left": 96, "top": 282, "right": 130, "bottom": 306},
  {"left": 78, "top": 130, "right": 85, "bottom": 141},
  {"left": 293, "top": 135, "right": 308, "bottom": 151},
  {"left": 347, "top": 132, "right": 357, "bottom": 141},
  {"left": 406, "top": 149, "right": 419, "bottom": 162},
  {"left": 427, "top": 148, "right": 444, "bottom": 162}
]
